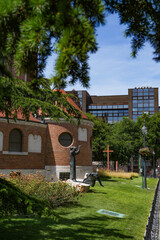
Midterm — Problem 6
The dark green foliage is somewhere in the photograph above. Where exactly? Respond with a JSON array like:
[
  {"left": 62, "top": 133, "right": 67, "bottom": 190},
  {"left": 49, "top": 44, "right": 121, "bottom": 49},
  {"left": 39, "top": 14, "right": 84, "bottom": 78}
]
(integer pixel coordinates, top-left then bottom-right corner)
[
  {"left": 1, "top": 0, "right": 160, "bottom": 122},
  {"left": 0, "top": 0, "right": 106, "bottom": 120},
  {"left": 0, "top": 0, "right": 105, "bottom": 83},
  {"left": 88, "top": 112, "right": 160, "bottom": 165},
  {"left": 0, "top": 178, "right": 47, "bottom": 216},
  {"left": 86, "top": 113, "right": 112, "bottom": 163},
  {"left": 87, "top": 113, "right": 137, "bottom": 165},
  {"left": 143, "top": 112, "right": 160, "bottom": 160},
  {"left": 108, "top": 117, "right": 139, "bottom": 165},
  {"left": 1, "top": 1, "right": 160, "bottom": 120},
  {"left": 0, "top": 76, "right": 82, "bottom": 121}
]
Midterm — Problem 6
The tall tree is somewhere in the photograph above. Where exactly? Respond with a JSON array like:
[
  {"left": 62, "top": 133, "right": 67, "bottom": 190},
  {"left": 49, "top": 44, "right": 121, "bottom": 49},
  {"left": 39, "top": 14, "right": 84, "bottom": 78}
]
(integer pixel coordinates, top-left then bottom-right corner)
[
  {"left": 86, "top": 113, "right": 112, "bottom": 163},
  {"left": 144, "top": 112, "right": 160, "bottom": 160},
  {"left": 88, "top": 112, "right": 160, "bottom": 166},
  {"left": 1, "top": 1, "right": 160, "bottom": 120},
  {"left": 107, "top": 117, "right": 139, "bottom": 165},
  {"left": 0, "top": 0, "right": 105, "bottom": 120}
]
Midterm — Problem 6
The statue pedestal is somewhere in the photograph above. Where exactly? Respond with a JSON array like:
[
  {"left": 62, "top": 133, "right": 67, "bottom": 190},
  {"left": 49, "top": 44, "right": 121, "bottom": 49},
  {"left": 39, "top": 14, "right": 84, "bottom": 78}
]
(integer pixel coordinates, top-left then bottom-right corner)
[{"left": 66, "top": 179, "right": 90, "bottom": 193}]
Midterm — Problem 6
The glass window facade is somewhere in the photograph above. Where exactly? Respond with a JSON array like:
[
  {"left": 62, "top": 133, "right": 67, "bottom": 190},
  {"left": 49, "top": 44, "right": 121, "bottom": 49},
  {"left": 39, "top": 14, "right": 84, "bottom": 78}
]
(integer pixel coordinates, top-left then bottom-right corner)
[
  {"left": 77, "top": 91, "right": 83, "bottom": 109},
  {"left": 88, "top": 104, "right": 128, "bottom": 110},
  {"left": 131, "top": 88, "right": 155, "bottom": 120},
  {"left": 88, "top": 104, "right": 129, "bottom": 123},
  {"left": 67, "top": 87, "right": 158, "bottom": 124}
]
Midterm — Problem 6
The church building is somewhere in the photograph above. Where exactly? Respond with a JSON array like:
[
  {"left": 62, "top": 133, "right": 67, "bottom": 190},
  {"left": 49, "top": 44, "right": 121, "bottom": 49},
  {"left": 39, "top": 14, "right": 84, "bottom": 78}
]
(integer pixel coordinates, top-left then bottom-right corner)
[{"left": 0, "top": 92, "right": 94, "bottom": 180}]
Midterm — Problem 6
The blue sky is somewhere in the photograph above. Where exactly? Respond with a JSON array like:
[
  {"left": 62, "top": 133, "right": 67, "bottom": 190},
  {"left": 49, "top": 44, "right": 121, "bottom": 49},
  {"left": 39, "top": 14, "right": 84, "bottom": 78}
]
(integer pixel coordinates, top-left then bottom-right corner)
[{"left": 44, "top": 14, "right": 160, "bottom": 100}]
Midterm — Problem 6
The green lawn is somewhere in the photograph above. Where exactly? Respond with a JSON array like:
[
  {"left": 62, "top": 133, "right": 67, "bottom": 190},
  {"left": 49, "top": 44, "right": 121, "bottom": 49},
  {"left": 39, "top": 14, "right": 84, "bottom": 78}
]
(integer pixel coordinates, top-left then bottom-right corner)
[{"left": 0, "top": 177, "right": 158, "bottom": 240}]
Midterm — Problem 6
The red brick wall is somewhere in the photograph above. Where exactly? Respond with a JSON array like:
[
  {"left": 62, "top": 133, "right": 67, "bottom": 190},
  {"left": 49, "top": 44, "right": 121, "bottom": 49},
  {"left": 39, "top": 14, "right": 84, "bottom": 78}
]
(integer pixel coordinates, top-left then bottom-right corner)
[
  {"left": 0, "top": 119, "right": 93, "bottom": 170},
  {"left": 0, "top": 120, "right": 47, "bottom": 169},
  {"left": 0, "top": 154, "right": 45, "bottom": 169},
  {"left": 45, "top": 121, "right": 93, "bottom": 167}
]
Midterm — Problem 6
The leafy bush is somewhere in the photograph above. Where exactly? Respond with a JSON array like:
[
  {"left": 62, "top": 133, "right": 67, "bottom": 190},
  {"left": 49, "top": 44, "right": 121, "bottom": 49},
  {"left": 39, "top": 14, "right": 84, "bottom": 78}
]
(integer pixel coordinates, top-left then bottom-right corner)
[
  {"left": 7, "top": 172, "right": 79, "bottom": 209},
  {"left": 47, "top": 181, "right": 79, "bottom": 208},
  {"left": 0, "top": 177, "right": 48, "bottom": 216},
  {"left": 98, "top": 169, "right": 139, "bottom": 179}
]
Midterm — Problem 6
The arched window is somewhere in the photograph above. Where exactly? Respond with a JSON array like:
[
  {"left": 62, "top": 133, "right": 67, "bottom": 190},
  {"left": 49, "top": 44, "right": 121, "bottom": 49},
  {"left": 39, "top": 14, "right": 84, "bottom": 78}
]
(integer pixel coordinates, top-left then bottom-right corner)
[{"left": 9, "top": 129, "right": 22, "bottom": 152}]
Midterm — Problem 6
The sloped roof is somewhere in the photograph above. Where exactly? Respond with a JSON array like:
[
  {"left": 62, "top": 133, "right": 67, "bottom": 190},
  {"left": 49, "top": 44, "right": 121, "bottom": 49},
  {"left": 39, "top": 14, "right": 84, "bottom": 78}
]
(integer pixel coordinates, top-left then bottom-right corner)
[
  {"left": 0, "top": 89, "right": 88, "bottom": 122},
  {"left": 0, "top": 111, "right": 40, "bottom": 123},
  {"left": 56, "top": 89, "right": 88, "bottom": 120}
]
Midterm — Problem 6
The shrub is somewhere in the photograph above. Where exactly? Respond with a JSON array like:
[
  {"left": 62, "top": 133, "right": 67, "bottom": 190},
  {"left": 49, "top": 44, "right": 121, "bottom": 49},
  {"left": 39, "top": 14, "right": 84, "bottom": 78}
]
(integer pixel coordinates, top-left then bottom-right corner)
[
  {"left": 0, "top": 177, "right": 48, "bottom": 216},
  {"left": 48, "top": 181, "right": 79, "bottom": 208},
  {"left": 98, "top": 169, "right": 139, "bottom": 179},
  {"left": 7, "top": 172, "right": 79, "bottom": 209}
]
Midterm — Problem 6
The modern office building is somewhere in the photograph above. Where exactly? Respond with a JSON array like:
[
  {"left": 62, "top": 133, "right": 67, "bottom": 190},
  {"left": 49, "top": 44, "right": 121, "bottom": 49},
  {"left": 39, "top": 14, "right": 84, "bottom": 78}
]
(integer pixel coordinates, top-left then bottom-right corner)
[{"left": 67, "top": 87, "right": 159, "bottom": 123}]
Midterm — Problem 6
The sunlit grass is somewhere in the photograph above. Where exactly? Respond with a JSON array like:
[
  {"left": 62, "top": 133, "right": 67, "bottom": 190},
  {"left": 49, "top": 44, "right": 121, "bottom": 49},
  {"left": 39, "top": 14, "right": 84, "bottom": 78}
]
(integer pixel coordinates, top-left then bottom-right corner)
[{"left": 0, "top": 177, "right": 158, "bottom": 240}]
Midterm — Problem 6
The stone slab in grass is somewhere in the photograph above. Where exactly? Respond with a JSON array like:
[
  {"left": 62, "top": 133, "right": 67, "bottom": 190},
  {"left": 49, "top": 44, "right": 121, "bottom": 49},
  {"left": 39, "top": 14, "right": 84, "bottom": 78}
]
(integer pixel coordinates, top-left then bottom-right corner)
[
  {"left": 97, "top": 209, "right": 125, "bottom": 218},
  {"left": 136, "top": 185, "right": 150, "bottom": 189},
  {"left": 66, "top": 179, "right": 90, "bottom": 192}
]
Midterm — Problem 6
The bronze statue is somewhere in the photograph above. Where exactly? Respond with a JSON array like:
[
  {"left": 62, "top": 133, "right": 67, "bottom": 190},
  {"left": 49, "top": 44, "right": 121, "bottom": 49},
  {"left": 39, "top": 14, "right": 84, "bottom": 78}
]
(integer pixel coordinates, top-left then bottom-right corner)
[
  {"left": 83, "top": 172, "right": 104, "bottom": 187},
  {"left": 70, "top": 145, "right": 81, "bottom": 181}
]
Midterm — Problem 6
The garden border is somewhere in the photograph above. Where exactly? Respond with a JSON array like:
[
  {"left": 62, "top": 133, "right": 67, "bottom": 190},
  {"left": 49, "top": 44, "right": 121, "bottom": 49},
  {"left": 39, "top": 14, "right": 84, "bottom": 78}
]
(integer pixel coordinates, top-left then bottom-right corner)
[{"left": 144, "top": 178, "right": 160, "bottom": 240}]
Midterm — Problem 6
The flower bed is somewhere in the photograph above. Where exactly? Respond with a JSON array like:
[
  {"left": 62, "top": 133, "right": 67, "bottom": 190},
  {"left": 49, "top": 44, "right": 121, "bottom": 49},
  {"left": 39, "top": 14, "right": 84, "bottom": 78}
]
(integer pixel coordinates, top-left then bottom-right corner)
[{"left": 1, "top": 172, "right": 79, "bottom": 210}]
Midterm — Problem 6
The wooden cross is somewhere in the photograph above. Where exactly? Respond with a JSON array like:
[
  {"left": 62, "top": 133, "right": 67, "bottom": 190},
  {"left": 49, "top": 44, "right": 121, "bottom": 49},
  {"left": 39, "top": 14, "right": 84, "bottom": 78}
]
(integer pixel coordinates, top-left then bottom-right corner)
[
  {"left": 116, "top": 161, "right": 118, "bottom": 172},
  {"left": 103, "top": 145, "right": 114, "bottom": 171}
]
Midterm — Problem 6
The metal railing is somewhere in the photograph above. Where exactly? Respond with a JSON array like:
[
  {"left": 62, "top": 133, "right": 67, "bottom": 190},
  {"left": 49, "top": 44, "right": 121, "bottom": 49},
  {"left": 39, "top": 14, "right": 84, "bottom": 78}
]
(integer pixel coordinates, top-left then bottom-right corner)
[{"left": 144, "top": 178, "right": 160, "bottom": 240}]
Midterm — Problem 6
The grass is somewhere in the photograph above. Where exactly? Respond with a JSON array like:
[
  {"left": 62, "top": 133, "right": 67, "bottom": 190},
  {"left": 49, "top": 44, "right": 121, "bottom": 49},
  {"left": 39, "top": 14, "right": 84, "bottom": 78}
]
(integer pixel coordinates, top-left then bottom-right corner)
[{"left": 0, "top": 177, "right": 158, "bottom": 240}]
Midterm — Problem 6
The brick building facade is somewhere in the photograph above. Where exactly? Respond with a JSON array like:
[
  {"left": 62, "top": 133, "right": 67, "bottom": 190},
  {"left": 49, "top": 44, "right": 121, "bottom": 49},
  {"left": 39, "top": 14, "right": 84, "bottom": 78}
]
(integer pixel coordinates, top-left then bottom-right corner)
[
  {"left": 67, "top": 87, "right": 159, "bottom": 123},
  {"left": 0, "top": 94, "right": 94, "bottom": 180}
]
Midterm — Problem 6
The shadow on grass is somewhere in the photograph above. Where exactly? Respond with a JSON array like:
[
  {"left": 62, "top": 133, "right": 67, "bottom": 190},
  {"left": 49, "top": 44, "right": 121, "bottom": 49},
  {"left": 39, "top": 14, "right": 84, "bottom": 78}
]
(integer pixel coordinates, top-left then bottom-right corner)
[
  {"left": 0, "top": 214, "right": 134, "bottom": 240},
  {"left": 88, "top": 189, "right": 108, "bottom": 195},
  {"left": 100, "top": 177, "right": 118, "bottom": 182}
]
